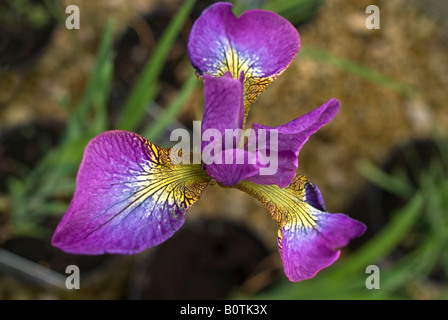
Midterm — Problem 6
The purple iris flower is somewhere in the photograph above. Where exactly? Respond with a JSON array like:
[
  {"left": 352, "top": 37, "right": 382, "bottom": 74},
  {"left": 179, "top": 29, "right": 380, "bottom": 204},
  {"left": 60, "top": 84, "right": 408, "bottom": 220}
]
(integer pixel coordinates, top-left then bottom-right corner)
[{"left": 52, "top": 2, "right": 365, "bottom": 282}]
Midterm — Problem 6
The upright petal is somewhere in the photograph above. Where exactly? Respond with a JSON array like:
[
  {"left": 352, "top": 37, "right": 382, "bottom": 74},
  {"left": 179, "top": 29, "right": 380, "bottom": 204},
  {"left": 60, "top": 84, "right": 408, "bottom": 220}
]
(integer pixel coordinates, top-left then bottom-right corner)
[
  {"left": 201, "top": 72, "right": 244, "bottom": 152},
  {"left": 188, "top": 2, "right": 300, "bottom": 121},
  {"left": 246, "top": 98, "right": 340, "bottom": 188},
  {"left": 234, "top": 175, "right": 366, "bottom": 282},
  {"left": 52, "top": 131, "right": 211, "bottom": 255}
]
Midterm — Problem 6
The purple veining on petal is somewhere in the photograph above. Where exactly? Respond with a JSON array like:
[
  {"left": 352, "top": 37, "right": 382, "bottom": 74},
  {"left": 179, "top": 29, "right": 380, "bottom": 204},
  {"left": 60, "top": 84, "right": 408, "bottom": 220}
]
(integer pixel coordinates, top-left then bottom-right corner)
[
  {"left": 244, "top": 150, "right": 297, "bottom": 188},
  {"left": 281, "top": 212, "right": 366, "bottom": 282},
  {"left": 204, "top": 148, "right": 265, "bottom": 186},
  {"left": 201, "top": 72, "right": 244, "bottom": 153},
  {"left": 246, "top": 98, "right": 340, "bottom": 188},
  {"left": 188, "top": 2, "right": 300, "bottom": 118},
  {"left": 234, "top": 174, "right": 366, "bottom": 282},
  {"left": 279, "top": 176, "right": 366, "bottom": 281},
  {"left": 51, "top": 131, "right": 210, "bottom": 255},
  {"left": 187, "top": 2, "right": 300, "bottom": 79}
]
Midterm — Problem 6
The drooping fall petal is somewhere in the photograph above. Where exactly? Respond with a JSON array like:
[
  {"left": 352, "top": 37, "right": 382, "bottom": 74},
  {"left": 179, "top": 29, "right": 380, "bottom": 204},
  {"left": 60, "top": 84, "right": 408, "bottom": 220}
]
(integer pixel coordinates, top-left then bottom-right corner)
[
  {"left": 234, "top": 174, "right": 366, "bottom": 281},
  {"left": 52, "top": 131, "right": 211, "bottom": 255}
]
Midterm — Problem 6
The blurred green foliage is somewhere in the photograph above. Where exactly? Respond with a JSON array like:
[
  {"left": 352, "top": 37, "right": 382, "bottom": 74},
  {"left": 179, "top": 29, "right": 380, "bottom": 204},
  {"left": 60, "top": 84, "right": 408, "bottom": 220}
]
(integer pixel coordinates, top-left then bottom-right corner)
[{"left": 0, "top": 0, "right": 52, "bottom": 27}]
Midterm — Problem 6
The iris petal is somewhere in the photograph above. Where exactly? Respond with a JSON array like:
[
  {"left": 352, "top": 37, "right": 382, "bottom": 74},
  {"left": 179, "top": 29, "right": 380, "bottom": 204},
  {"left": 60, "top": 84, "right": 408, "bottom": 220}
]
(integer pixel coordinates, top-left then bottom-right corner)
[
  {"left": 244, "top": 150, "right": 298, "bottom": 188},
  {"left": 235, "top": 175, "right": 366, "bottom": 281},
  {"left": 246, "top": 98, "right": 341, "bottom": 188},
  {"left": 188, "top": 2, "right": 300, "bottom": 122},
  {"left": 201, "top": 72, "right": 244, "bottom": 152},
  {"left": 204, "top": 148, "right": 264, "bottom": 186},
  {"left": 52, "top": 131, "right": 211, "bottom": 255}
]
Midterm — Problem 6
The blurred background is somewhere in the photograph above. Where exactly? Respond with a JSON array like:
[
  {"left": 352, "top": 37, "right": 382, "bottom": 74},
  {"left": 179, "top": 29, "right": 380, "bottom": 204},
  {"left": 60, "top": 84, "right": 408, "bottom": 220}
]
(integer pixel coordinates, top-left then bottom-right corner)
[{"left": 0, "top": 0, "right": 447, "bottom": 299}]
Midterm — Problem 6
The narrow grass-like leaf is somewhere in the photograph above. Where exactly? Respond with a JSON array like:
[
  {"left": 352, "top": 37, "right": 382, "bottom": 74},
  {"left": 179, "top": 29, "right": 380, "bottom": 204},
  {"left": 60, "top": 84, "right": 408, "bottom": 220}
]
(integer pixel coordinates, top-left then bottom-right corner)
[
  {"left": 142, "top": 72, "right": 198, "bottom": 142},
  {"left": 263, "top": 0, "right": 323, "bottom": 25},
  {"left": 301, "top": 47, "right": 417, "bottom": 98},
  {"left": 65, "top": 19, "right": 115, "bottom": 140},
  {"left": 328, "top": 193, "right": 424, "bottom": 278},
  {"left": 91, "top": 52, "right": 113, "bottom": 134},
  {"left": 358, "top": 160, "right": 415, "bottom": 198},
  {"left": 117, "top": 0, "right": 196, "bottom": 131}
]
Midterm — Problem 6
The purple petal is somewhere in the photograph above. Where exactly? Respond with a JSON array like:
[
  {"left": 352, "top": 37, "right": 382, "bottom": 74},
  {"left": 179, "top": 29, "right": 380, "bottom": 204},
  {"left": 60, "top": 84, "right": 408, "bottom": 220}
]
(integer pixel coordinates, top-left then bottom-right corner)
[
  {"left": 234, "top": 174, "right": 366, "bottom": 282},
  {"left": 188, "top": 2, "right": 300, "bottom": 117},
  {"left": 244, "top": 150, "right": 298, "bottom": 188},
  {"left": 204, "top": 148, "right": 263, "bottom": 186},
  {"left": 281, "top": 212, "right": 366, "bottom": 282},
  {"left": 252, "top": 98, "right": 340, "bottom": 156},
  {"left": 247, "top": 98, "right": 340, "bottom": 188},
  {"left": 188, "top": 2, "right": 300, "bottom": 79},
  {"left": 51, "top": 131, "right": 210, "bottom": 255},
  {"left": 201, "top": 72, "right": 244, "bottom": 152}
]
